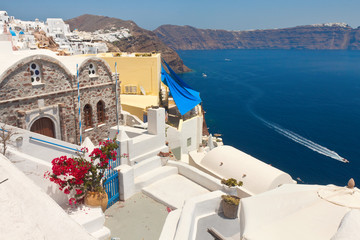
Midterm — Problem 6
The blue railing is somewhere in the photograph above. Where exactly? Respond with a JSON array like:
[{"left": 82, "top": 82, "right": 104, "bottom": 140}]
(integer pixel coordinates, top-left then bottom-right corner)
[
  {"left": 104, "top": 171, "right": 119, "bottom": 208},
  {"left": 0, "top": 128, "right": 8, "bottom": 132},
  {"left": 103, "top": 147, "right": 122, "bottom": 179},
  {"left": 103, "top": 146, "right": 122, "bottom": 208},
  {"left": 29, "top": 136, "right": 81, "bottom": 152}
]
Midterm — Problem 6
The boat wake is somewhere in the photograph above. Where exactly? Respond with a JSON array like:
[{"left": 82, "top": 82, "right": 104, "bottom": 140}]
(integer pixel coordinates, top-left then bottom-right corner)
[
  {"left": 258, "top": 117, "right": 347, "bottom": 163},
  {"left": 237, "top": 77, "right": 348, "bottom": 163}
]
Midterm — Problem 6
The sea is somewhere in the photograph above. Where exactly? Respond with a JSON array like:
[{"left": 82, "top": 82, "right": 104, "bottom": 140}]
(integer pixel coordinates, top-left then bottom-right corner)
[{"left": 177, "top": 49, "right": 360, "bottom": 186}]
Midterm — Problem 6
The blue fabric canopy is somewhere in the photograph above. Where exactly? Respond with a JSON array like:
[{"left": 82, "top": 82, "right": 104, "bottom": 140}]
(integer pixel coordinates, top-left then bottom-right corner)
[
  {"left": 9, "top": 30, "right": 16, "bottom": 36},
  {"left": 161, "top": 61, "right": 201, "bottom": 115},
  {"left": 162, "top": 60, "right": 200, "bottom": 99}
]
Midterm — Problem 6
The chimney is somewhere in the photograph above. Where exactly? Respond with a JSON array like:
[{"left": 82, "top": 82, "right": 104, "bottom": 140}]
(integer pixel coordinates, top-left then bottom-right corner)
[{"left": 147, "top": 107, "right": 165, "bottom": 137}]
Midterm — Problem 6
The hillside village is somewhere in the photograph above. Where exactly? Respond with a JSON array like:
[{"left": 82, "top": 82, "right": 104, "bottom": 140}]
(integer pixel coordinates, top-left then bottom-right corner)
[{"left": 0, "top": 9, "right": 359, "bottom": 240}]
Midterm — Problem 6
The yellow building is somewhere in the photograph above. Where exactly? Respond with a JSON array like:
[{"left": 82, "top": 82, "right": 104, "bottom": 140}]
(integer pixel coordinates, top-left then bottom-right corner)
[{"left": 96, "top": 52, "right": 165, "bottom": 120}]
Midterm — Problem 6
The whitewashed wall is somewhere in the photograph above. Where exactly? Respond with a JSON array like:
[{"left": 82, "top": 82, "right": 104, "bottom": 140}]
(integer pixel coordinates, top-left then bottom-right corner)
[
  {"left": 166, "top": 116, "right": 203, "bottom": 160},
  {"left": 1, "top": 123, "right": 81, "bottom": 205}
]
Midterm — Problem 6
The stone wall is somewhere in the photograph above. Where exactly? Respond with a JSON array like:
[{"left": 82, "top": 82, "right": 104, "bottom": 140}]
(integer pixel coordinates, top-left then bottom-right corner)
[
  {"left": 75, "top": 58, "right": 118, "bottom": 143},
  {"left": 0, "top": 55, "right": 120, "bottom": 144}
]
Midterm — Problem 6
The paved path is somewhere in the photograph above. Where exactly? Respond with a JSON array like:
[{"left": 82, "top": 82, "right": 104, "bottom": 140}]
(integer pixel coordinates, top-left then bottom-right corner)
[{"left": 105, "top": 193, "right": 169, "bottom": 240}]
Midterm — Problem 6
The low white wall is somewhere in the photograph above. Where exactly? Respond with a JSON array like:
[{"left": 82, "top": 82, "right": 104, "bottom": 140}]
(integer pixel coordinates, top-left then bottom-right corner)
[
  {"left": 169, "top": 159, "right": 252, "bottom": 198},
  {"left": 8, "top": 148, "right": 68, "bottom": 205},
  {"left": 159, "top": 209, "right": 182, "bottom": 240},
  {"left": 1, "top": 124, "right": 80, "bottom": 163},
  {"left": 174, "top": 191, "right": 224, "bottom": 240},
  {"left": 0, "top": 124, "right": 81, "bottom": 205},
  {"left": 131, "top": 134, "right": 164, "bottom": 160},
  {"left": 115, "top": 164, "right": 134, "bottom": 201},
  {"left": 0, "top": 154, "right": 96, "bottom": 240},
  {"left": 167, "top": 160, "right": 222, "bottom": 191}
]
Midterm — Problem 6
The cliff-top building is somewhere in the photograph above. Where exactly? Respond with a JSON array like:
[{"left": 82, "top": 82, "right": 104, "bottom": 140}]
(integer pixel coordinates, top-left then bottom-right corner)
[{"left": 0, "top": 40, "right": 119, "bottom": 144}]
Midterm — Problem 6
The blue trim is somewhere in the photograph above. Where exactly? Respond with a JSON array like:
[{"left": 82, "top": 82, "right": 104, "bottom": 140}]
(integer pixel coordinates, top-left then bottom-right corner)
[
  {"left": 104, "top": 171, "right": 119, "bottom": 208},
  {"left": 29, "top": 136, "right": 81, "bottom": 152},
  {"left": 0, "top": 128, "right": 8, "bottom": 132}
]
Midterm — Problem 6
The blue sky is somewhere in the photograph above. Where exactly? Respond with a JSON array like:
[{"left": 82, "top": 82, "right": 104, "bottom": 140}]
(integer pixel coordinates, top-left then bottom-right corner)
[{"left": 3, "top": 0, "right": 360, "bottom": 30}]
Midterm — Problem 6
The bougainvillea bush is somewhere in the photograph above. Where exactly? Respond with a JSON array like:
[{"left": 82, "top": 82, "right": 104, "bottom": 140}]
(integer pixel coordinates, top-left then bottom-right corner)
[{"left": 44, "top": 139, "right": 119, "bottom": 205}]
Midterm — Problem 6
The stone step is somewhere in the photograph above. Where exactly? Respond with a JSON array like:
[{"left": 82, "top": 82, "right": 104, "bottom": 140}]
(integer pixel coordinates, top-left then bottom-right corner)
[
  {"left": 134, "top": 166, "right": 178, "bottom": 192},
  {"left": 91, "top": 226, "right": 111, "bottom": 240},
  {"left": 142, "top": 174, "right": 210, "bottom": 210},
  {"left": 133, "top": 156, "right": 162, "bottom": 178},
  {"left": 64, "top": 204, "right": 105, "bottom": 234},
  {"left": 130, "top": 145, "right": 168, "bottom": 165}
]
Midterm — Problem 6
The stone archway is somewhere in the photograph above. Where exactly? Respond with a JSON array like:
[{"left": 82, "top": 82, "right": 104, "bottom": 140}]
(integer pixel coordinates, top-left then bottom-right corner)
[{"left": 30, "top": 117, "right": 55, "bottom": 138}]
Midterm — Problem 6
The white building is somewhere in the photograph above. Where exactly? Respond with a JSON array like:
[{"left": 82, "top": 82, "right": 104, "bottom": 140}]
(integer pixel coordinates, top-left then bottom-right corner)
[
  {"left": 1, "top": 10, "right": 108, "bottom": 55},
  {"left": 0, "top": 11, "right": 9, "bottom": 24},
  {"left": 45, "top": 18, "right": 71, "bottom": 38}
]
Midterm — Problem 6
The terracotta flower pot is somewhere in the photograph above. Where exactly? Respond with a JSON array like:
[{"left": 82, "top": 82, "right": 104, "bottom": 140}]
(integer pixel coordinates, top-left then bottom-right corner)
[
  {"left": 84, "top": 191, "right": 108, "bottom": 212},
  {"left": 222, "top": 196, "right": 240, "bottom": 219}
]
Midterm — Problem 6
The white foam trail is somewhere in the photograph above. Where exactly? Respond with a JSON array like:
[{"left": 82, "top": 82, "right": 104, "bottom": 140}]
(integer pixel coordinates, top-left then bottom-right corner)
[{"left": 259, "top": 117, "right": 346, "bottom": 162}]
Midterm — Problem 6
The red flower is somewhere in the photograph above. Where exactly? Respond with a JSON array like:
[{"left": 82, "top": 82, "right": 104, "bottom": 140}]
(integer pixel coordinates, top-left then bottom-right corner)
[
  {"left": 76, "top": 189, "right": 82, "bottom": 195},
  {"left": 45, "top": 139, "right": 120, "bottom": 203},
  {"left": 69, "top": 198, "right": 77, "bottom": 205}
]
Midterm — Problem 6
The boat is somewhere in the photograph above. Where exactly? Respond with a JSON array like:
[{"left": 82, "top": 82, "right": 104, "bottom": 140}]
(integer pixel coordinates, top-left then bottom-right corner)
[
  {"left": 342, "top": 158, "right": 349, "bottom": 163},
  {"left": 202, "top": 73, "right": 207, "bottom": 78}
]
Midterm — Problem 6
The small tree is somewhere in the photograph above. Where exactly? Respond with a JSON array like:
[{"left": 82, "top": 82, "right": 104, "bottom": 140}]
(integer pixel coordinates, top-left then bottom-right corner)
[{"left": 0, "top": 124, "right": 17, "bottom": 156}]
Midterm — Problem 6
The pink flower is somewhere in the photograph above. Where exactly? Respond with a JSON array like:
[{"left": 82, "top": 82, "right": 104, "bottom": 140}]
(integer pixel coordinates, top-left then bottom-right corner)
[{"left": 64, "top": 189, "right": 70, "bottom": 194}]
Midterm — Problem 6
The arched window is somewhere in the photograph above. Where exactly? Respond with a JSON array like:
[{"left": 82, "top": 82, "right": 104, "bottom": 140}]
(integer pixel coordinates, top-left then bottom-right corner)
[
  {"left": 84, "top": 104, "right": 92, "bottom": 128},
  {"left": 97, "top": 101, "right": 105, "bottom": 124}
]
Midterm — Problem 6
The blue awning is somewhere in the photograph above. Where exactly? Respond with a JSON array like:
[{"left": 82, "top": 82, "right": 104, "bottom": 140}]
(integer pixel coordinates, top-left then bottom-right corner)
[
  {"left": 9, "top": 30, "right": 16, "bottom": 36},
  {"left": 161, "top": 60, "right": 201, "bottom": 115}
]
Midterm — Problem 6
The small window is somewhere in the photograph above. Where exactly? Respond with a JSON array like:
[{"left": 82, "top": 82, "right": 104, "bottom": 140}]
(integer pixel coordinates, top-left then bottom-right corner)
[
  {"left": 187, "top": 137, "right": 192, "bottom": 147},
  {"left": 84, "top": 104, "right": 93, "bottom": 128},
  {"left": 97, "top": 101, "right": 105, "bottom": 124},
  {"left": 88, "top": 63, "right": 97, "bottom": 77},
  {"left": 30, "top": 62, "right": 42, "bottom": 85}
]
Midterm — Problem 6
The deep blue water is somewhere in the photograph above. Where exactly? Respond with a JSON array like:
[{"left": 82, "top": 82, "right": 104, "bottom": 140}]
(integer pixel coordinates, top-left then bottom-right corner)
[{"left": 177, "top": 49, "right": 360, "bottom": 186}]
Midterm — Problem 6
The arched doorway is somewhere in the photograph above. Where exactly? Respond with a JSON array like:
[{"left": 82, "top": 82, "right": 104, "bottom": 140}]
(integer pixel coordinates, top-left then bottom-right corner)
[{"left": 30, "top": 117, "right": 55, "bottom": 138}]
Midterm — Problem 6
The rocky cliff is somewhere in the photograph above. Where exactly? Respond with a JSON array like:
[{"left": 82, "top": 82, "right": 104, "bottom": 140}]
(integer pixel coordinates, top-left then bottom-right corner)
[
  {"left": 66, "top": 15, "right": 190, "bottom": 73},
  {"left": 154, "top": 23, "right": 360, "bottom": 50}
]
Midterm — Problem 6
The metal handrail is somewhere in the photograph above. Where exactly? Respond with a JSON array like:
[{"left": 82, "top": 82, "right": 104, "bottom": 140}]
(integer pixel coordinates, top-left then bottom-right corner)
[{"left": 29, "top": 136, "right": 81, "bottom": 152}]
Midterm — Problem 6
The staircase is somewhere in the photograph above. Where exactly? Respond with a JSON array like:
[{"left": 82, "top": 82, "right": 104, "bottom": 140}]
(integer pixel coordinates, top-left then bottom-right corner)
[
  {"left": 63, "top": 204, "right": 110, "bottom": 240},
  {"left": 132, "top": 156, "right": 210, "bottom": 210}
]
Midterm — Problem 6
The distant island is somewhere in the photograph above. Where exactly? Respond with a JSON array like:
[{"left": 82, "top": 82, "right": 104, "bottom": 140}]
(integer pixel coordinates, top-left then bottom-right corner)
[{"left": 154, "top": 23, "right": 360, "bottom": 50}]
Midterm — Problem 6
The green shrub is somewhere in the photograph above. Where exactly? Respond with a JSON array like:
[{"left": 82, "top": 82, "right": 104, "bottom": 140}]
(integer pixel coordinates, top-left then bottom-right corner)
[
  {"left": 221, "top": 178, "right": 243, "bottom": 187},
  {"left": 221, "top": 195, "right": 240, "bottom": 206}
]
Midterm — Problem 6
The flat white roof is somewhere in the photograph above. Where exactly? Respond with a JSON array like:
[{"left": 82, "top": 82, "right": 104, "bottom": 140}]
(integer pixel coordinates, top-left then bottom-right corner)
[{"left": 0, "top": 41, "right": 110, "bottom": 79}]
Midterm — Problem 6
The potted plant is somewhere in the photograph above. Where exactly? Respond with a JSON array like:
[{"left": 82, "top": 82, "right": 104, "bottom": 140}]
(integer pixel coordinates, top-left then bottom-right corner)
[
  {"left": 221, "top": 195, "right": 240, "bottom": 219},
  {"left": 221, "top": 178, "right": 243, "bottom": 196},
  {"left": 45, "top": 139, "right": 119, "bottom": 212}
]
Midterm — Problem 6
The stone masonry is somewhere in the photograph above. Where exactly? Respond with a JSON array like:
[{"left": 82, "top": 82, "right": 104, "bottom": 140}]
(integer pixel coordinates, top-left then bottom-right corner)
[{"left": 0, "top": 55, "right": 120, "bottom": 144}]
